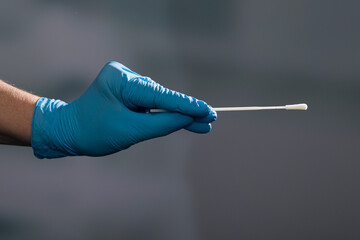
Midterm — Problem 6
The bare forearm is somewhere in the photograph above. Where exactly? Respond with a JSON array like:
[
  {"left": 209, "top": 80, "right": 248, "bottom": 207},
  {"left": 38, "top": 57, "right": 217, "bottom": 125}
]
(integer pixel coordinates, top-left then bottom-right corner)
[{"left": 0, "top": 80, "right": 40, "bottom": 146}]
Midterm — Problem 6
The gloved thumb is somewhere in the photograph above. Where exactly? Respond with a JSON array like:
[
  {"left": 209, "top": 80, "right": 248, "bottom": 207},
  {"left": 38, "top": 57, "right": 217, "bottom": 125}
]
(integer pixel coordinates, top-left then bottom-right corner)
[{"left": 133, "top": 112, "right": 194, "bottom": 140}]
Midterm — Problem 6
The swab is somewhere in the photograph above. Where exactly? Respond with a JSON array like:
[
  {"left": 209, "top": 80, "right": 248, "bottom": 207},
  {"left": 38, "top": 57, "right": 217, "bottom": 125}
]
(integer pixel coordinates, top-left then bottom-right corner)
[{"left": 150, "top": 103, "right": 308, "bottom": 113}]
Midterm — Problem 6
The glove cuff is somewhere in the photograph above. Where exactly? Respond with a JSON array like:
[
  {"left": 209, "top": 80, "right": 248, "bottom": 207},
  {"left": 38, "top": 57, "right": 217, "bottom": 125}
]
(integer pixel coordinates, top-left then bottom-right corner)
[{"left": 31, "top": 97, "right": 74, "bottom": 159}]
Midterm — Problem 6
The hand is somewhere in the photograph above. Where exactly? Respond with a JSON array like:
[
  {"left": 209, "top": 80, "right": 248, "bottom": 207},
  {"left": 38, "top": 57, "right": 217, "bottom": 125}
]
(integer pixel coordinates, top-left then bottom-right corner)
[{"left": 31, "top": 61, "right": 217, "bottom": 158}]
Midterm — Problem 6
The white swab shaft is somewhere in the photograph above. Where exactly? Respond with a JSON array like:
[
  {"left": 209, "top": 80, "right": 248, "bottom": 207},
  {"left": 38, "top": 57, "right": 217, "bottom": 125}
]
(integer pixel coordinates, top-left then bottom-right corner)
[
  {"left": 213, "top": 106, "right": 285, "bottom": 111},
  {"left": 150, "top": 103, "right": 307, "bottom": 112}
]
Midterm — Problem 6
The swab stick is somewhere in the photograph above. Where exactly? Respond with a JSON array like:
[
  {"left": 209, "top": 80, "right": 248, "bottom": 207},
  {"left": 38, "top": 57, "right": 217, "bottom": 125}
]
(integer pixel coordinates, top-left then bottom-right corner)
[
  {"left": 150, "top": 103, "right": 308, "bottom": 113},
  {"left": 212, "top": 103, "right": 308, "bottom": 112}
]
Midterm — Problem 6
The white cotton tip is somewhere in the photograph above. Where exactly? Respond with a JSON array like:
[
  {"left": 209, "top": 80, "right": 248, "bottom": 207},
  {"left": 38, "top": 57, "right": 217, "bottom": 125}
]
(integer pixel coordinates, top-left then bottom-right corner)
[{"left": 285, "top": 103, "right": 308, "bottom": 110}]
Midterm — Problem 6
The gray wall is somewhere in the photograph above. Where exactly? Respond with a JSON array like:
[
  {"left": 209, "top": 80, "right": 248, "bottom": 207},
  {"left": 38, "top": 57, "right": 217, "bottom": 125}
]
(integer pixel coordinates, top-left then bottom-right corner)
[{"left": 0, "top": 0, "right": 359, "bottom": 239}]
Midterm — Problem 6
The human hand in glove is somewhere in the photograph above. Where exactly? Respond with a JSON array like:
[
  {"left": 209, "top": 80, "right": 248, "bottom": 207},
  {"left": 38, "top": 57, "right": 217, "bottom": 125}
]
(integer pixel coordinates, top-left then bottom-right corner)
[{"left": 31, "top": 61, "right": 217, "bottom": 158}]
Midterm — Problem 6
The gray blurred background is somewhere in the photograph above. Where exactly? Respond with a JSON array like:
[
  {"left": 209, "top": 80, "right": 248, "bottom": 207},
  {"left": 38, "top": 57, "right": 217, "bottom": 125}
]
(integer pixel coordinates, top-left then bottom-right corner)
[{"left": 0, "top": 0, "right": 360, "bottom": 239}]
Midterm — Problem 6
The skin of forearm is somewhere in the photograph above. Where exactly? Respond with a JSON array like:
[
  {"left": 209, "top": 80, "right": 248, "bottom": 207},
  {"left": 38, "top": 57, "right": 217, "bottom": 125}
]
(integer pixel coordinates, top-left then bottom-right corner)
[{"left": 0, "top": 80, "right": 40, "bottom": 146}]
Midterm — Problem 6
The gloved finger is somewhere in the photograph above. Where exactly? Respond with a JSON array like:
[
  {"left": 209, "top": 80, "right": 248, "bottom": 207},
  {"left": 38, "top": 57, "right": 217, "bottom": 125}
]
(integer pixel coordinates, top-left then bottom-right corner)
[
  {"left": 134, "top": 112, "right": 194, "bottom": 139},
  {"left": 194, "top": 108, "right": 217, "bottom": 123},
  {"left": 123, "top": 78, "right": 210, "bottom": 118},
  {"left": 129, "top": 78, "right": 155, "bottom": 113},
  {"left": 185, "top": 122, "right": 212, "bottom": 134}
]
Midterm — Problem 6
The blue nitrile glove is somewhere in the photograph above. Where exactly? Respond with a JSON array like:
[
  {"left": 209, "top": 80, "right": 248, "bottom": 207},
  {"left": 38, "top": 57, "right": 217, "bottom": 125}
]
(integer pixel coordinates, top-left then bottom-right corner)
[{"left": 31, "top": 61, "right": 217, "bottom": 159}]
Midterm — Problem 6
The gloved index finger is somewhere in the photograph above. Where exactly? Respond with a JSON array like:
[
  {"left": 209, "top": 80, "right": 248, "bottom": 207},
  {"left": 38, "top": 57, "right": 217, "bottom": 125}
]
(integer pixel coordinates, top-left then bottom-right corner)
[
  {"left": 123, "top": 78, "right": 211, "bottom": 118},
  {"left": 155, "top": 86, "right": 211, "bottom": 117}
]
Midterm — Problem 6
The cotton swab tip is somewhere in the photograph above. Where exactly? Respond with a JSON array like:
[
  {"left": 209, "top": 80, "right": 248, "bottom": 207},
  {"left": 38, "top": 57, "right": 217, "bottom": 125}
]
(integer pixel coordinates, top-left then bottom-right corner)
[{"left": 285, "top": 103, "right": 308, "bottom": 110}]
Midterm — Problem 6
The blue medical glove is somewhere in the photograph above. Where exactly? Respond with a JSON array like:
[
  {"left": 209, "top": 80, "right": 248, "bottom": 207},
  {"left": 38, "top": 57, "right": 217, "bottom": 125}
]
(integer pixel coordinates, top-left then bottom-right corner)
[{"left": 31, "top": 61, "right": 217, "bottom": 159}]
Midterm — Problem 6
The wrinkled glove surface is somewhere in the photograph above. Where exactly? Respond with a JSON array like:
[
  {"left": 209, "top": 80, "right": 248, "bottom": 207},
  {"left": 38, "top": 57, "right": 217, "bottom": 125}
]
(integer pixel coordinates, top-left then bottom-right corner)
[{"left": 31, "top": 61, "right": 217, "bottom": 159}]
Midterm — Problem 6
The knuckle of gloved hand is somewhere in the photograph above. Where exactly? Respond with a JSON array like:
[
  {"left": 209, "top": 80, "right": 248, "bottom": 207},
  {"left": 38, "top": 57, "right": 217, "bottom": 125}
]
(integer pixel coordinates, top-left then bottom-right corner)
[
  {"left": 141, "top": 76, "right": 155, "bottom": 84},
  {"left": 104, "top": 61, "right": 122, "bottom": 73}
]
